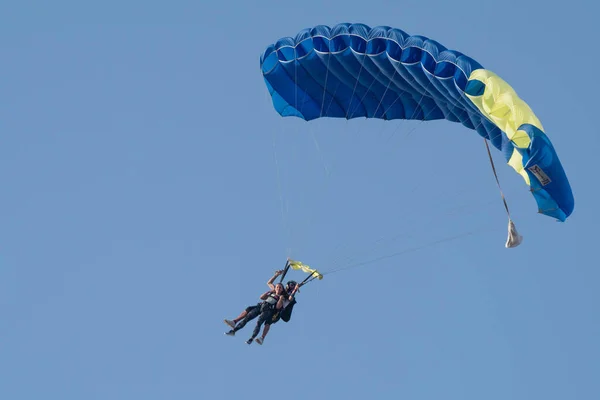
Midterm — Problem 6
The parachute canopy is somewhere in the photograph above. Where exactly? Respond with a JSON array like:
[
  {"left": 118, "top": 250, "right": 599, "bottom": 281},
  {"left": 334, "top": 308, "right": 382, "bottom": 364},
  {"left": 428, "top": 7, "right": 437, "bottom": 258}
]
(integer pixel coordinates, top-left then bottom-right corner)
[{"left": 260, "top": 23, "right": 574, "bottom": 221}]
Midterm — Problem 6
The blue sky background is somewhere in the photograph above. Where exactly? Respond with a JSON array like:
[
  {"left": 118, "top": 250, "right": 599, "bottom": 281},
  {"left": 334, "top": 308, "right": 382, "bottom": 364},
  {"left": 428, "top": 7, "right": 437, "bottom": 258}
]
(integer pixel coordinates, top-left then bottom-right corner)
[{"left": 2, "top": 1, "right": 599, "bottom": 399}]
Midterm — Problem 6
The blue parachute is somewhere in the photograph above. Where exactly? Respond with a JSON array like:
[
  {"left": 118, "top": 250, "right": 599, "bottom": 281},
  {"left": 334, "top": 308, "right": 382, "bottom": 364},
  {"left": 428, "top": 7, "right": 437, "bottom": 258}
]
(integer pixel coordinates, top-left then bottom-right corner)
[{"left": 260, "top": 23, "right": 574, "bottom": 222}]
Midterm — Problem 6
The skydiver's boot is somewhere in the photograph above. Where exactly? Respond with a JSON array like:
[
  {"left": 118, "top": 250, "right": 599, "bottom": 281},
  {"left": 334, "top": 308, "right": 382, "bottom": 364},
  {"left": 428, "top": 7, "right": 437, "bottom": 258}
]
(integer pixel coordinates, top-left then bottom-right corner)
[
  {"left": 245, "top": 338, "right": 253, "bottom": 345},
  {"left": 225, "top": 330, "right": 235, "bottom": 336},
  {"left": 224, "top": 319, "right": 236, "bottom": 329},
  {"left": 255, "top": 337, "right": 264, "bottom": 345}
]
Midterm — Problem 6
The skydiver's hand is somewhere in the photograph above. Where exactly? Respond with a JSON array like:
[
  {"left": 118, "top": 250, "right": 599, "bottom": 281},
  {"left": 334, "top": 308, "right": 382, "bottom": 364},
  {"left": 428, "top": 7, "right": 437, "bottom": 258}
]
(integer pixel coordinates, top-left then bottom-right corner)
[{"left": 274, "top": 270, "right": 282, "bottom": 276}]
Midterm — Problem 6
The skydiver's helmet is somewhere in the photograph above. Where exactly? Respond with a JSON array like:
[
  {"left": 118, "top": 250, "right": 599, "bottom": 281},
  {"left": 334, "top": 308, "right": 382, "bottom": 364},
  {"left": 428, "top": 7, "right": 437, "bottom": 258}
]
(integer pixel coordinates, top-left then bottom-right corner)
[{"left": 286, "top": 280, "right": 297, "bottom": 291}]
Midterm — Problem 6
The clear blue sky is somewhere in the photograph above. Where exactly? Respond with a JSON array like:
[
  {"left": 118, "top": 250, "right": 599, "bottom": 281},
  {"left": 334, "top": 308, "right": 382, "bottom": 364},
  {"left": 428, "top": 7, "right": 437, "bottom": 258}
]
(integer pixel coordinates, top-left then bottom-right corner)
[{"left": 2, "top": 1, "right": 599, "bottom": 399}]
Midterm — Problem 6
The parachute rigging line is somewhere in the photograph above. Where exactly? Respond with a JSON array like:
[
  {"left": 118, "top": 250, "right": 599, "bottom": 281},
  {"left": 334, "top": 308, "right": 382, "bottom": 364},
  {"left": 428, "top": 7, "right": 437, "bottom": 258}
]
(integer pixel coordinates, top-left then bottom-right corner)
[
  {"left": 483, "top": 138, "right": 523, "bottom": 248},
  {"left": 272, "top": 127, "right": 292, "bottom": 256},
  {"left": 484, "top": 138, "right": 511, "bottom": 217},
  {"left": 322, "top": 226, "right": 492, "bottom": 277}
]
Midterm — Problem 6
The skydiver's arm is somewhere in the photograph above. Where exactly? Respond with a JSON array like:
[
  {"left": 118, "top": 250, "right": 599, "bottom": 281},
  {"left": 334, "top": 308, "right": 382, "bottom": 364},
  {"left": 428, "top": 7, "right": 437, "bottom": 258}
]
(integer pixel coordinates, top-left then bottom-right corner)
[
  {"left": 276, "top": 295, "right": 285, "bottom": 310},
  {"left": 259, "top": 291, "right": 271, "bottom": 301},
  {"left": 267, "top": 270, "right": 282, "bottom": 290},
  {"left": 287, "top": 284, "right": 300, "bottom": 301}
]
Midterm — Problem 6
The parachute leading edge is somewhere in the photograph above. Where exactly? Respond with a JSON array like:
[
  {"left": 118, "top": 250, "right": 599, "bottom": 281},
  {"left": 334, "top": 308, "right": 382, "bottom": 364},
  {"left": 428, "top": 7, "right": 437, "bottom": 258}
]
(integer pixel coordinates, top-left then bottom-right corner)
[{"left": 259, "top": 23, "right": 574, "bottom": 221}]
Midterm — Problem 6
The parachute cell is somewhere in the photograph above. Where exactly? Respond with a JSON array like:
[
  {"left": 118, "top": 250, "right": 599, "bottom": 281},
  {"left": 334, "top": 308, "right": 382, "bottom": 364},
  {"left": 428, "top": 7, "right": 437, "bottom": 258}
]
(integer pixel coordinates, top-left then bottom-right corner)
[{"left": 260, "top": 23, "right": 574, "bottom": 221}]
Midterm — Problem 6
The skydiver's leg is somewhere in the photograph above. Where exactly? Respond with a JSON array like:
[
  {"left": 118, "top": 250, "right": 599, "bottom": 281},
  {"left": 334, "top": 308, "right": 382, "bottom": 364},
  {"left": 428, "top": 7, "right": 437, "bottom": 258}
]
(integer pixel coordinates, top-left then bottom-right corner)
[
  {"left": 256, "top": 323, "right": 271, "bottom": 344},
  {"left": 231, "top": 309, "right": 249, "bottom": 324},
  {"left": 234, "top": 311, "right": 247, "bottom": 322},
  {"left": 224, "top": 306, "right": 253, "bottom": 328},
  {"left": 250, "top": 310, "right": 273, "bottom": 341},
  {"left": 231, "top": 306, "right": 260, "bottom": 333},
  {"left": 262, "top": 324, "right": 271, "bottom": 338}
]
